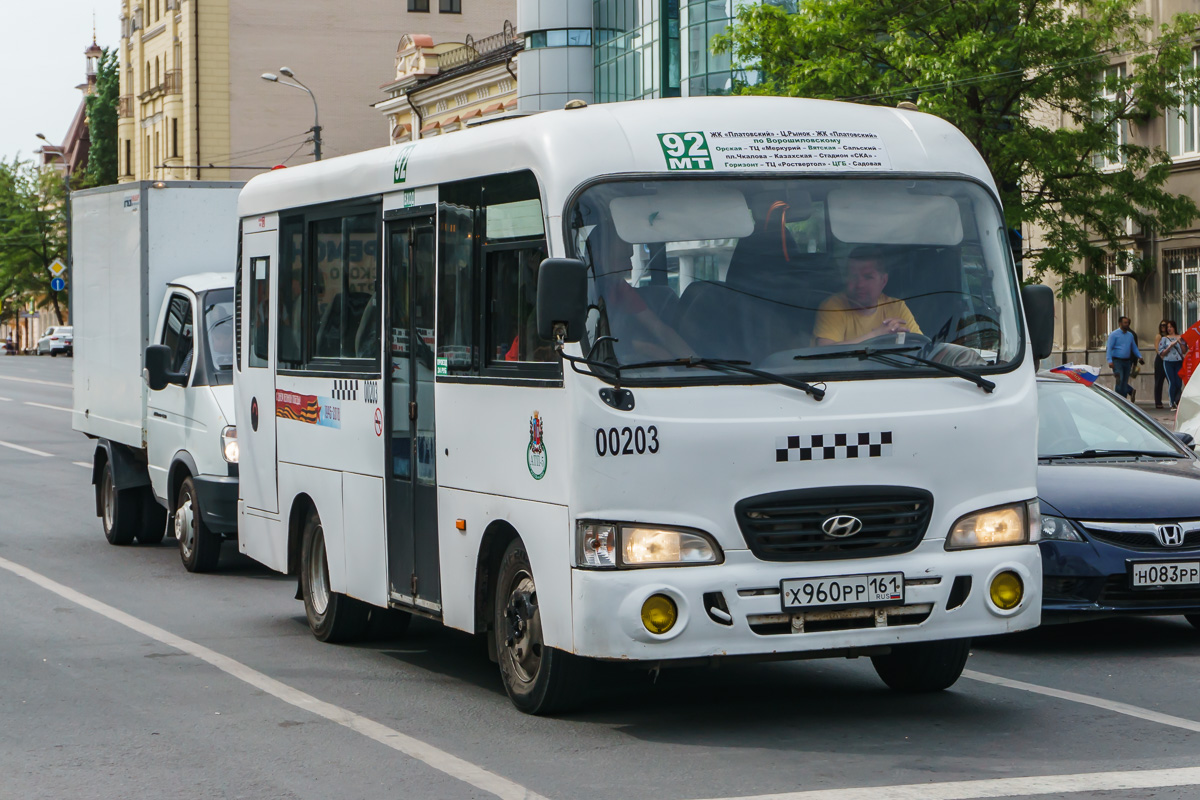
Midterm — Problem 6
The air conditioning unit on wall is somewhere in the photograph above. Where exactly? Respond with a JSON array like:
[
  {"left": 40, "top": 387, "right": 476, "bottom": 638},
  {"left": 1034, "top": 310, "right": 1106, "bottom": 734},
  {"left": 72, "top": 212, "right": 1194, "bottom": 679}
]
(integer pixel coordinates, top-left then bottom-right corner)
[
  {"left": 1124, "top": 216, "right": 1143, "bottom": 238},
  {"left": 1114, "top": 245, "right": 1143, "bottom": 276}
]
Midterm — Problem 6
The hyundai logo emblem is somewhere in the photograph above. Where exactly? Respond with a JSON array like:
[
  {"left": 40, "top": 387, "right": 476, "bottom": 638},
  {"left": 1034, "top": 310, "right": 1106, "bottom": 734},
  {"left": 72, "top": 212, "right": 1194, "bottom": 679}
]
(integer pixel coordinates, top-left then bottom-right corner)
[
  {"left": 822, "top": 515, "right": 864, "bottom": 538},
  {"left": 1156, "top": 523, "right": 1186, "bottom": 547}
]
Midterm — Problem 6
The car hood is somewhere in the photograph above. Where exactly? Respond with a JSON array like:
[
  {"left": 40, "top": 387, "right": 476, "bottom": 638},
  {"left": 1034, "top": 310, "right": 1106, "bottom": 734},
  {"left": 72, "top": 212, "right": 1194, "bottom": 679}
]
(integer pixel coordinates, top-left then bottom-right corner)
[
  {"left": 211, "top": 385, "right": 235, "bottom": 426},
  {"left": 1039, "top": 458, "right": 1200, "bottom": 520}
]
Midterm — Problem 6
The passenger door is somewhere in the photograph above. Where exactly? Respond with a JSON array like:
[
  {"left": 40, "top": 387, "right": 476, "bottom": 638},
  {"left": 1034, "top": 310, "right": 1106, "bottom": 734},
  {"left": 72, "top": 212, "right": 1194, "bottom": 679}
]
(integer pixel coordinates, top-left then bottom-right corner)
[
  {"left": 238, "top": 229, "right": 279, "bottom": 514},
  {"left": 385, "top": 212, "right": 441, "bottom": 611},
  {"left": 146, "top": 292, "right": 195, "bottom": 501}
]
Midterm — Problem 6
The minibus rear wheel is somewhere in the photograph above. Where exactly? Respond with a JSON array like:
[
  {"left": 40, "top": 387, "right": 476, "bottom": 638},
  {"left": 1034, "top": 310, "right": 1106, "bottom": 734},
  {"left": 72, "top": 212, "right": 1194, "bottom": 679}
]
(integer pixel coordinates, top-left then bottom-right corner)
[
  {"left": 300, "top": 509, "right": 369, "bottom": 643},
  {"left": 494, "top": 539, "right": 589, "bottom": 715},
  {"left": 871, "top": 638, "right": 971, "bottom": 692}
]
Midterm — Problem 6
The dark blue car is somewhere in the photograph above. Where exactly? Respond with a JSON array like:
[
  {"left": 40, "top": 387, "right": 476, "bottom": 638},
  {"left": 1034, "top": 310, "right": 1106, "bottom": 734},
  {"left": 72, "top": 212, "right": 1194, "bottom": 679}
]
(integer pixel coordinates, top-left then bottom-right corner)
[{"left": 1037, "top": 372, "right": 1200, "bottom": 628}]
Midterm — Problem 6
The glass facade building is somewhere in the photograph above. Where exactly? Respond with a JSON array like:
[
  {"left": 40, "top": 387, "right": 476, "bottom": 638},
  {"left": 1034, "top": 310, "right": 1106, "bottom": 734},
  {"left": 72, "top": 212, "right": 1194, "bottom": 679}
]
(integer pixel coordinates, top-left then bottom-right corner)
[
  {"left": 681, "top": 0, "right": 737, "bottom": 97},
  {"left": 594, "top": 0, "right": 682, "bottom": 102}
]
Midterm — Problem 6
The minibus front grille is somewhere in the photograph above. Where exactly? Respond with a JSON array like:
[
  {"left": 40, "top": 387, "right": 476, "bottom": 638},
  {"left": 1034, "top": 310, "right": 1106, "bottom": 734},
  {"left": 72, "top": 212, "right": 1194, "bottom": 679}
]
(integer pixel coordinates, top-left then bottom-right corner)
[{"left": 734, "top": 486, "right": 933, "bottom": 562}]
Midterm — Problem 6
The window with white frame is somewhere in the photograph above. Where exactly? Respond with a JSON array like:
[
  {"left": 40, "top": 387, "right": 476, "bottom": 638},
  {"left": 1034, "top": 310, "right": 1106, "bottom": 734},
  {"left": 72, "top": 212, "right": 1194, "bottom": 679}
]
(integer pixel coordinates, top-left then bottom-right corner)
[
  {"left": 1088, "top": 251, "right": 1131, "bottom": 348},
  {"left": 1167, "top": 49, "right": 1200, "bottom": 157},
  {"left": 1094, "top": 65, "right": 1127, "bottom": 170},
  {"left": 1165, "top": 247, "right": 1200, "bottom": 332}
]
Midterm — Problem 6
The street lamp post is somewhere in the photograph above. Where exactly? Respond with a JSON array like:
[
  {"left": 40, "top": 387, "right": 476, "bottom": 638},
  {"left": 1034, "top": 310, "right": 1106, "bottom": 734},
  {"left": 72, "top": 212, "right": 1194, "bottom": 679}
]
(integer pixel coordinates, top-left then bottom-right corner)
[
  {"left": 261, "top": 68, "right": 322, "bottom": 161},
  {"left": 35, "top": 133, "right": 70, "bottom": 330}
]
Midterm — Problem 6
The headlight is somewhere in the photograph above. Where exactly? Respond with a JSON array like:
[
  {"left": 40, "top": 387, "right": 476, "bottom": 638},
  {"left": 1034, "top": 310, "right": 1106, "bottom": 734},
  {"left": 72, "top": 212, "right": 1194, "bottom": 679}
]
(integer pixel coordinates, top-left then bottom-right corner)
[
  {"left": 575, "top": 520, "right": 722, "bottom": 568},
  {"left": 1039, "top": 514, "right": 1084, "bottom": 542},
  {"left": 221, "top": 425, "right": 239, "bottom": 463},
  {"left": 946, "top": 500, "right": 1038, "bottom": 550}
]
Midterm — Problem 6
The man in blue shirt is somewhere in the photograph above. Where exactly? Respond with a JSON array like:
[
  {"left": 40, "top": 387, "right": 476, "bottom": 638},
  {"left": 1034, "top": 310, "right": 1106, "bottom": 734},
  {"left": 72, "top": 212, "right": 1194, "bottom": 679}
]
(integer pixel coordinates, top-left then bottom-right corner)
[{"left": 1106, "top": 316, "right": 1143, "bottom": 401}]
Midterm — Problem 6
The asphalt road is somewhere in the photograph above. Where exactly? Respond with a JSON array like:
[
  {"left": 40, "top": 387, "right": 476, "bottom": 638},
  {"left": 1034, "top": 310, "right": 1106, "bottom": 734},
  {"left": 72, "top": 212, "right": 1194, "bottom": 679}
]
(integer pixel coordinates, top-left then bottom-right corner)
[{"left": 2, "top": 355, "right": 1200, "bottom": 800}]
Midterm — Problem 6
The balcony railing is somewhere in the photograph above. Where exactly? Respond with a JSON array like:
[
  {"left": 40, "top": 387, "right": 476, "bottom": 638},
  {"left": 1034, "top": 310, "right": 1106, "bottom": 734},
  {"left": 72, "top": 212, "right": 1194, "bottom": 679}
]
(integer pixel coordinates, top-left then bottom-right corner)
[
  {"left": 438, "top": 21, "right": 519, "bottom": 71},
  {"left": 118, "top": 95, "right": 133, "bottom": 118},
  {"left": 165, "top": 69, "right": 182, "bottom": 95}
]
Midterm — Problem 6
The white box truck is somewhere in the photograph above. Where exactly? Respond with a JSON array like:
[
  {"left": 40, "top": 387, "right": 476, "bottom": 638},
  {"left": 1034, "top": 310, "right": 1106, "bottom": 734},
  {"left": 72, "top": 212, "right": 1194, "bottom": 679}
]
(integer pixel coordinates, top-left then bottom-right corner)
[{"left": 72, "top": 181, "right": 243, "bottom": 572}]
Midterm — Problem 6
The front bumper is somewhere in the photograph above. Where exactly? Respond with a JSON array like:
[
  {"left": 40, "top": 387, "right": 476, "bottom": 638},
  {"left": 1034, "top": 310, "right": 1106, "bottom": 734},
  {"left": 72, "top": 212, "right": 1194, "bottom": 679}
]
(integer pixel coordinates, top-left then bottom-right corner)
[
  {"left": 194, "top": 474, "right": 238, "bottom": 535},
  {"left": 570, "top": 540, "right": 1041, "bottom": 661},
  {"left": 1041, "top": 539, "right": 1200, "bottom": 620}
]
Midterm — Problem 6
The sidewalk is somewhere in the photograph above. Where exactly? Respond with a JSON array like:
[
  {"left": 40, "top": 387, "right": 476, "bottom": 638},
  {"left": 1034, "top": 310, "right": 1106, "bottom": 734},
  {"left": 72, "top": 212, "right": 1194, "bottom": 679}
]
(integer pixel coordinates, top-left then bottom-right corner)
[{"left": 1135, "top": 401, "right": 1178, "bottom": 430}]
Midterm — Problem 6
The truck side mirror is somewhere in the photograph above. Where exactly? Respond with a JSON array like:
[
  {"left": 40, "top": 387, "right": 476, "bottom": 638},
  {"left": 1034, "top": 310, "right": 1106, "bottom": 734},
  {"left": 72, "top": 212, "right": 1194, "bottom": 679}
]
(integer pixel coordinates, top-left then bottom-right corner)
[
  {"left": 145, "top": 344, "right": 186, "bottom": 390},
  {"left": 537, "top": 258, "right": 588, "bottom": 344},
  {"left": 1021, "top": 284, "right": 1055, "bottom": 362}
]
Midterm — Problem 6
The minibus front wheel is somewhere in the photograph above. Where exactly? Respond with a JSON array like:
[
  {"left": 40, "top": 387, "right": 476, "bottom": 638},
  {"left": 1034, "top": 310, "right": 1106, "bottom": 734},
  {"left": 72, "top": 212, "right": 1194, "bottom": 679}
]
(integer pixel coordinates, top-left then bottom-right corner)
[
  {"left": 494, "top": 539, "right": 589, "bottom": 715},
  {"left": 871, "top": 638, "right": 971, "bottom": 692},
  {"left": 300, "top": 508, "right": 369, "bottom": 643}
]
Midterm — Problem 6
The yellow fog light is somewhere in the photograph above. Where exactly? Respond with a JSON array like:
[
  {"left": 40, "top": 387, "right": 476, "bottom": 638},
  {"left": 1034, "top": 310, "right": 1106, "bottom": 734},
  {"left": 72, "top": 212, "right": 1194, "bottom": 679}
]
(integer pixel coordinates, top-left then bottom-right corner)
[
  {"left": 641, "top": 594, "right": 678, "bottom": 634},
  {"left": 989, "top": 571, "right": 1023, "bottom": 610}
]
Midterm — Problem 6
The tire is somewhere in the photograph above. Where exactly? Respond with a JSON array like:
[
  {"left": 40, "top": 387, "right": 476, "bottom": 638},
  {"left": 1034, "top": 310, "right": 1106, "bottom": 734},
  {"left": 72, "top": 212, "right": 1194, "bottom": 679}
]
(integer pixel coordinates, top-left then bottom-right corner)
[
  {"left": 50, "top": 351, "right": 56, "bottom": 357},
  {"left": 176, "top": 477, "right": 221, "bottom": 572},
  {"left": 494, "top": 539, "right": 590, "bottom": 714},
  {"left": 871, "top": 638, "right": 971, "bottom": 692},
  {"left": 99, "top": 462, "right": 139, "bottom": 546},
  {"left": 1185, "top": 614, "right": 1200, "bottom": 631},
  {"left": 138, "top": 491, "right": 167, "bottom": 545},
  {"left": 300, "top": 509, "right": 370, "bottom": 643}
]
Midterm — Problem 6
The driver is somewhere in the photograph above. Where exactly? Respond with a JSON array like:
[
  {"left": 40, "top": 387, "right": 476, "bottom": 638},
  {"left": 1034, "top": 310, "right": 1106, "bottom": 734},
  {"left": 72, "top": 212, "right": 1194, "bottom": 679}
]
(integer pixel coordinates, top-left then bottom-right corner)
[{"left": 814, "top": 246, "right": 921, "bottom": 346}]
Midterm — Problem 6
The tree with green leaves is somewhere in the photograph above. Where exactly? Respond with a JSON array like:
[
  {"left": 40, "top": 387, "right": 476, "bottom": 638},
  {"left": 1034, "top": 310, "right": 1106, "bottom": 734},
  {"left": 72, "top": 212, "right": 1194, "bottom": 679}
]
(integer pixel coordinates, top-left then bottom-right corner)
[
  {"left": 85, "top": 47, "right": 119, "bottom": 188},
  {"left": 715, "top": 0, "right": 1200, "bottom": 301},
  {"left": 0, "top": 158, "right": 68, "bottom": 346}
]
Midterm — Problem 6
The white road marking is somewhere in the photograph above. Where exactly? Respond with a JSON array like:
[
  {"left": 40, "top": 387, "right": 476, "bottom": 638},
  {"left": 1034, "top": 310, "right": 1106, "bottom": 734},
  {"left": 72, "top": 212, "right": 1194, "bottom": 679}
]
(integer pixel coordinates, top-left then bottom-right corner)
[
  {"left": 0, "top": 374, "right": 71, "bottom": 388},
  {"left": 691, "top": 766, "right": 1200, "bottom": 800},
  {"left": 24, "top": 401, "right": 71, "bottom": 412},
  {"left": 0, "top": 396, "right": 11, "bottom": 401},
  {"left": 72, "top": 461, "right": 91, "bottom": 469},
  {"left": 0, "top": 440, "right": 53, "bottom": 458},
  {"left": 963, "top": 669, "right": 1200, "bottom": 733},
  {"left": 0, "top": 555, "right": 548, "bottom": 800}
]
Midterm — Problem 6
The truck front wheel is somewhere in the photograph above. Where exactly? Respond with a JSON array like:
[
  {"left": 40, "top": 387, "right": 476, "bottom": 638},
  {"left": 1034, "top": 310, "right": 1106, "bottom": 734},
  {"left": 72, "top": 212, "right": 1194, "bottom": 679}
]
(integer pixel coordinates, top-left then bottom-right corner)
[
  {"left": 871, "top": 638, "right": 971, "bottom": 692},
  {"left": 100, "top": 462, "right": 138, "bottom": 546},
  {"left": 176, "top": 477, "right": 220, "bottom": 572}
]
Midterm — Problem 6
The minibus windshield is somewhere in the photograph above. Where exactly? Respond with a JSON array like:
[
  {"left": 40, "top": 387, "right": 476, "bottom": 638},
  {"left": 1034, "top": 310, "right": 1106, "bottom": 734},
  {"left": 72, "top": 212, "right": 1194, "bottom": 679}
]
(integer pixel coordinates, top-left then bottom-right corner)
[{"left": 567, "top": 177, "right": 1023, "bottom": 383}]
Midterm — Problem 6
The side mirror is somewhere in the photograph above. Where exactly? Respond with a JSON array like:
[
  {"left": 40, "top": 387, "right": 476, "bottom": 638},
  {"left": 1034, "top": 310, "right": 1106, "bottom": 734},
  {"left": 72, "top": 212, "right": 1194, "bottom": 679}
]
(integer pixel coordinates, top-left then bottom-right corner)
[
  {"left": 145, "top": 344, "right": 186, "bottom": 390},
  {"left": 1021, "top": 284, "right": 1055, "bottom": 362},
  {"left": 537, "top": 258, "right": 588, "bottom": 344},
  {"left": 1175, "top": 431, "right": 1195, "bottom": 450}
]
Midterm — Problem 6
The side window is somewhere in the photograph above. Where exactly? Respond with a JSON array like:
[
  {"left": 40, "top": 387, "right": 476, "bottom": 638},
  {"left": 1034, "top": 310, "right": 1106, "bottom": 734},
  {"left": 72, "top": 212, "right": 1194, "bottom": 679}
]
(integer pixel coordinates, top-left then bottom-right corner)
[
  {"left": 278, "top": 219, "right": 304, "bottom": 369},
  {"left": 161, "top": 293, "right": 194, "bottom": 377},
  {"left": 310, "top": 212, "right": 380, "bottom": 364},
  {"left": 437, "top": 170, "right": 555, "bottom": 379},
  {"left": 248, "top": 256, "right": 270, "bottom": 368}
]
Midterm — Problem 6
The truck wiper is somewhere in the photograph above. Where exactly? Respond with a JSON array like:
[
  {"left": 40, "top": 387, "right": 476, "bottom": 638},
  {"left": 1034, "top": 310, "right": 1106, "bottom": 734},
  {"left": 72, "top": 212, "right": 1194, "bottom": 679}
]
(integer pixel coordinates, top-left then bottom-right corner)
[
  {"left": 796, "top": 346, "right": 995, "bottom": 394},
  {"left": 1041, "top": 449, "right": 1181, "bottom": 461},
  {"left": 561, "top": 349, "right": 825, "bottom": 401}
]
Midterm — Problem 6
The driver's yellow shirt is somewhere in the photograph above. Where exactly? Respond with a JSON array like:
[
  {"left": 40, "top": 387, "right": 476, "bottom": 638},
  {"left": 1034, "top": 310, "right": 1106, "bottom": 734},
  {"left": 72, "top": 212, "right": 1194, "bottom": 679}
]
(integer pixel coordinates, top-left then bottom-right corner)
[{"left": 813, "top": 293, "right": 921, "bottom": 343}]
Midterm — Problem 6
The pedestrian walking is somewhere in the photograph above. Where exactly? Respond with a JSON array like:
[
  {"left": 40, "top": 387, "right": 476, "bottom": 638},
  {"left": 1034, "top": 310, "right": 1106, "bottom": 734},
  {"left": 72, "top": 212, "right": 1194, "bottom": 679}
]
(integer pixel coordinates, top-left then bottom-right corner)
[
  {"left": 1106, "top": 316, "right": 1143, "bottom": 402},
  {"left": 1154, "top": 319, "right": 1170, "bottom": 408},
  {"left": 1159, "top": 319, "right": 1189, "bottom": 409}
]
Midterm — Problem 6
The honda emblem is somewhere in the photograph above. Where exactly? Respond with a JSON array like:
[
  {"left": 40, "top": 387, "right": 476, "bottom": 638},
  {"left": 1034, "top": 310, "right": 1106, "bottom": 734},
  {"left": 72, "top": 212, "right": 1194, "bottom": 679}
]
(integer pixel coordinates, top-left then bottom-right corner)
[{"left": 1155, "top": 524, "right": 1186, "bottom": 547}]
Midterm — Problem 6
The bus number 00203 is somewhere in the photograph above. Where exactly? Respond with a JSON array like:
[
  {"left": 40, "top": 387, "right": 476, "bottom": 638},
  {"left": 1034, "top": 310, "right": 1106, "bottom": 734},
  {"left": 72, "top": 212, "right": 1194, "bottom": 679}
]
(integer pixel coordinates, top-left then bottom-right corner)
[{"left": 595, "top": 426, "right": 659, "bottom": 457}]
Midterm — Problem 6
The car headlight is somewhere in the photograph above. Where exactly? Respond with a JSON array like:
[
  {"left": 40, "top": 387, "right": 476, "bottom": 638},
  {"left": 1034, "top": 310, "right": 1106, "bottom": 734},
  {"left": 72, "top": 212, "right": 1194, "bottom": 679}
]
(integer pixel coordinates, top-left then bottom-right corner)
[
  {"left": 946, "top": 500, "right": 1039, "bottom": 550},
  {"left": 575, "top": 520, "right": 722, "bottom": 568},
  {"left": 1038, "top": 514, "right": 1084, "bottom": 542},
  {"left": 221, "top": 425, "right": 239, "bottom": 463}
]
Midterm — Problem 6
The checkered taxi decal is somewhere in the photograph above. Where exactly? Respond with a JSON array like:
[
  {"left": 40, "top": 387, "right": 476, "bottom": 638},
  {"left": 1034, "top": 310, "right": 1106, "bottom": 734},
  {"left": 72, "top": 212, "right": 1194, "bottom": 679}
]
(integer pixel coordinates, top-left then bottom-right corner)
[
  {"left": 776, "top": 432, "right": 893, "bottom": 462},
  {"left": 331, "top": 380, "right": 359, "bottom": 401}
]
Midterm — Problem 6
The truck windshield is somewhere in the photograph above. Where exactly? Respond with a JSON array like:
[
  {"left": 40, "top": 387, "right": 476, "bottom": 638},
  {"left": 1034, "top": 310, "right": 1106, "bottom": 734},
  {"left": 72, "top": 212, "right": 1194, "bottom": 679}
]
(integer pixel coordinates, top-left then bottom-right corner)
[
  {"left": 203, "top": 289, "right": 234, "bottom": 379},
  {"left": 568, "top": 177, "right": 1023, "bottom": 382}
]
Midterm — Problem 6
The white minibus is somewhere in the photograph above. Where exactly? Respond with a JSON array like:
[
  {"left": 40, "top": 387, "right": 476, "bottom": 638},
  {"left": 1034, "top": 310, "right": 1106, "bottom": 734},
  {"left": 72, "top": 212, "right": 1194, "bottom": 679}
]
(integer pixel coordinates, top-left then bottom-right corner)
[{"left": 234, "top": 97, "right": 1055, "bottom": 713}]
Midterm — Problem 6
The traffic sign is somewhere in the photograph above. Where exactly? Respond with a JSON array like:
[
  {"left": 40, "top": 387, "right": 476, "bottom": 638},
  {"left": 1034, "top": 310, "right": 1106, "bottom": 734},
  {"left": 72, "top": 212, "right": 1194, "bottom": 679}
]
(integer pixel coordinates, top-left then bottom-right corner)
[
  {"left": 48, "top": 258, "right": 66, "bottom": 277},
  {"left": 50, "top": 277, "right": 65, "bottom": 292}
]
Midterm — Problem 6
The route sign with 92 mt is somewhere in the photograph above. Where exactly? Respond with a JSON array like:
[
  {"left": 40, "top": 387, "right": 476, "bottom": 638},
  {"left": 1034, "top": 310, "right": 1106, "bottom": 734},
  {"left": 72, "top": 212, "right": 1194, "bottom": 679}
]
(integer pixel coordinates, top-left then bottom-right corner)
[{"left": 658, "top": 132, "right": 714, "bottom": 171}]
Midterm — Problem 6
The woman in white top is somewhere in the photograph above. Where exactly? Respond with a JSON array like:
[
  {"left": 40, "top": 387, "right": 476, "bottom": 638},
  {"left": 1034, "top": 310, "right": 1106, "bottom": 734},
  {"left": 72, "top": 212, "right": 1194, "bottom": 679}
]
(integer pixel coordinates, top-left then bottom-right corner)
[{"left": 1158, "top": 320, "right": 1189, "bottom": 410}]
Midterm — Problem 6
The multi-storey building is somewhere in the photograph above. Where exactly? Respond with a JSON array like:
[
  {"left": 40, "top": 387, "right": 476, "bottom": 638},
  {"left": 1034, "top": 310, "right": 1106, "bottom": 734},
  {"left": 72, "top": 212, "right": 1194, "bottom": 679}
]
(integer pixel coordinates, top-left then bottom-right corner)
[{"left": 116, "top": 0, "right": 514, "bottom": 182}]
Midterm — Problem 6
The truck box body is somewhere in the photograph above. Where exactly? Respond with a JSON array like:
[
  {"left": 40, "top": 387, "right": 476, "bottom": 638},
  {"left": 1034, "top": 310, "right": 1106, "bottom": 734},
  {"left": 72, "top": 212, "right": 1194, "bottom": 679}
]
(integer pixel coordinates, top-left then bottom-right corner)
[{"left": 72, "top": 182, "right": 242, "bottom": 447}]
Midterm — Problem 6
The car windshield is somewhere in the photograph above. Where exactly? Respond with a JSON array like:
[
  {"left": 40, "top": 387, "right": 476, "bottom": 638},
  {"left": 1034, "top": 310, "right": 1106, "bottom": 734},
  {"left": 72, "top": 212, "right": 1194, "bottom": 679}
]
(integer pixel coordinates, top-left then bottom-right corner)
[
  {"left": 203, "top": 289, "right": 234, "bottom": 377},
  {"left": 1037, "top": 380, "right": 1185, "bottom": 458},
  {"left": 567, "top": 177, "right": 1023, "bottom": 382}
]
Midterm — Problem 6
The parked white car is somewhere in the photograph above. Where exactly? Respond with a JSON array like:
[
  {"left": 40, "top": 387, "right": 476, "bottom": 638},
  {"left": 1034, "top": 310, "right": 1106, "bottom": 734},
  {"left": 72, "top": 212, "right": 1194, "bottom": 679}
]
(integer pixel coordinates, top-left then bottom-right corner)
[{"left": 36, "top": 326, "right": 73, "bottom": 356}]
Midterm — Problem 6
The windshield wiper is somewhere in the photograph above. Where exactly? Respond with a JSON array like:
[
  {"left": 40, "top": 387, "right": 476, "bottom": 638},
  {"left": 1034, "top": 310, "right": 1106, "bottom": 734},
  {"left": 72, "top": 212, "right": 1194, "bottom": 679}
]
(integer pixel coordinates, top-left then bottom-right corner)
[
  {"left": 562, "top": 349, "right": 825, "bottom": 401},
  {"left": 1041, "top": 448, "right": 1181, "bottom": 461},
  {"left": 796, "top": 346, "right": 995, "bottom": 394}
]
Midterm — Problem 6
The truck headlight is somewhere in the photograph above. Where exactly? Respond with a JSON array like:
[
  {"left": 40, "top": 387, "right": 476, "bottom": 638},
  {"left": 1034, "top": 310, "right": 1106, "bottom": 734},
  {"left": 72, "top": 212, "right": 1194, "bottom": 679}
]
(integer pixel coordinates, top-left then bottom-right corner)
[
  {"left": 946, "top": 500, "right": 1038, "bottom": 550},
  {"left": 221, "top": 425, "right": 239, "bottom": 463},
  {"left": 1038, "top": 514, "right": 1084, "bottom": 542},
  {"left": 575, "top": 521, "right": 722, "bottom": 568}
]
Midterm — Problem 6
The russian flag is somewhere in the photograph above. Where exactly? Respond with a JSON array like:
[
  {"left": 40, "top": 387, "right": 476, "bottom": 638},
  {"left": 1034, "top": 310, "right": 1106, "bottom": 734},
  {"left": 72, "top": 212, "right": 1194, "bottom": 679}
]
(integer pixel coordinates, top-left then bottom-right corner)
[{"left": 1050, "top": 363, "right": 1100, "bottom": 386}]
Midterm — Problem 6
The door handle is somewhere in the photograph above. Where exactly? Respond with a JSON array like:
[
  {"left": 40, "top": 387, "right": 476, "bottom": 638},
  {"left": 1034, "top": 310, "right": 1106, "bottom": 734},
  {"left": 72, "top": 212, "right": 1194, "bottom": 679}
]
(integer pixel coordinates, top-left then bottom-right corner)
[{"left": 152, "top": 411, "right": 168, "bottom": 419}]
